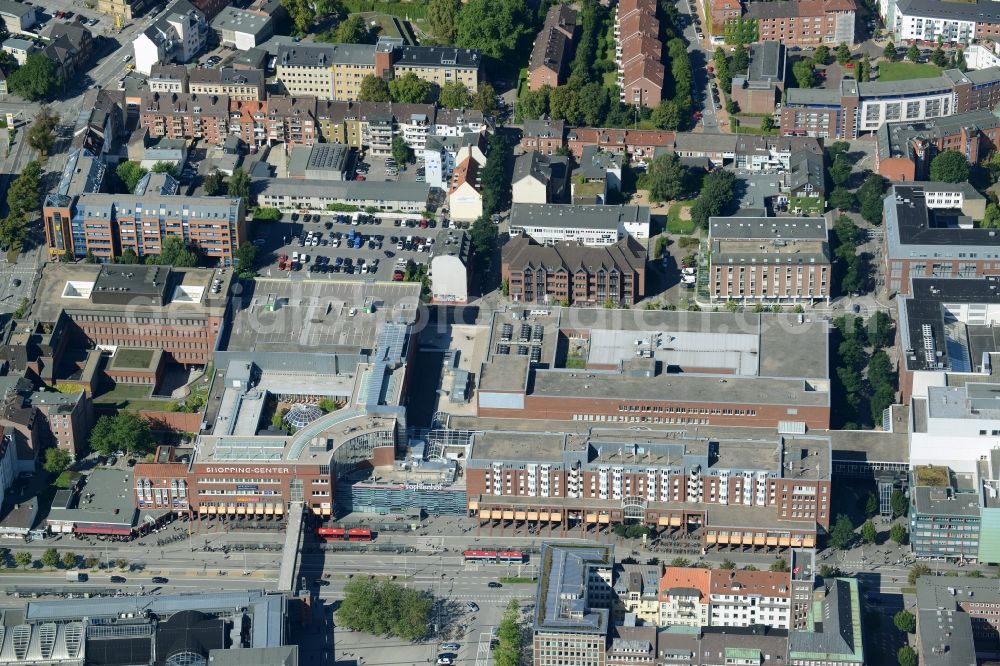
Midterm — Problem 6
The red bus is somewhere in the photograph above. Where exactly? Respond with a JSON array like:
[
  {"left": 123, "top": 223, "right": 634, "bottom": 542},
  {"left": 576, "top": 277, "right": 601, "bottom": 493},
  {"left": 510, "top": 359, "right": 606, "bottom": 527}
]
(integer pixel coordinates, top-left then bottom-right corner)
[
  {"left": 317, "top": 527, "right": 374, "bottom": 542},
  {"left": 317, "top": 527, "right": 346, "bottom": 541},
  {"left": 463, "top": 550, "right": 526, "bottom": 563}
]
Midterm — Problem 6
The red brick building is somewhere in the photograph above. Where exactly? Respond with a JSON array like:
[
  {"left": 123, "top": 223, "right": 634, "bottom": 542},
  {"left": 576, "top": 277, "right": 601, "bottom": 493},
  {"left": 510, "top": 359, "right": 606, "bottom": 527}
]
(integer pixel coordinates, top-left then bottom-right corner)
[
  {"left": 710, "top": 0, "right": 742, "bottom": 33},
  {"left": 521, "top": 118, "right": 566, "bottom": 155},
  {"left": 747, "top": 0, "right": 857, "bottom": 48},
  {"left": 616, "top": 0, "right": 664, "bottom": 107},
  {"left": 502, "top": 235, "right": 647, "bottom": 306},
  {"left": 464, "top": 431, "right": 830, "bottom": 546},
  {"left": 527, "top": 4, "right": 577, "bottom": 91},
  {"left": 875, "top": 109, "right": 1000, "bottom": 182},
  {"left": 139, "top": 91, "right": 231, "bottom": 145}
]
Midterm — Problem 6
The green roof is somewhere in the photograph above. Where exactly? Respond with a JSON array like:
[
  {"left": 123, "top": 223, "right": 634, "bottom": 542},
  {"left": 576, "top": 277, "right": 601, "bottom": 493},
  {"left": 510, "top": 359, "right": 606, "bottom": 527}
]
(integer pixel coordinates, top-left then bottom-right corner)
[{"left": 725, "top": 648, "right": 762, "bottom": 660}]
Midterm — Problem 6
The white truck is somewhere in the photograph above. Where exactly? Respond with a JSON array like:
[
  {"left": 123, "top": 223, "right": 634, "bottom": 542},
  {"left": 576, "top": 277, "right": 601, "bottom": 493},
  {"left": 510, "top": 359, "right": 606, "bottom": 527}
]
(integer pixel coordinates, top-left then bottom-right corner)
[{"left": 66, "top": 571, "right": 86, "bottom": 582}]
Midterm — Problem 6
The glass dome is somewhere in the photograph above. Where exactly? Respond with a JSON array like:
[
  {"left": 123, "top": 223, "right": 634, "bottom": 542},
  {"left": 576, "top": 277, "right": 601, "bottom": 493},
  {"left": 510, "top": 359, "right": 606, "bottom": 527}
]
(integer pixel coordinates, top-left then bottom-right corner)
[
  {"left": 285, "top": 403, "right": 324, "bottom": 429},
  {"left": 165, "top": 653, "right": 207, "bottom": 666}
]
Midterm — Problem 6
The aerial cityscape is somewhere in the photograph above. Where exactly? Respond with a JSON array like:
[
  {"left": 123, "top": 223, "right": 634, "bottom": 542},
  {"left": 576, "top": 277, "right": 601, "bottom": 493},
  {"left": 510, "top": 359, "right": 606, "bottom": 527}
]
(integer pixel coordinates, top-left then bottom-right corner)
[{"left": 0, "top": 0, "right": 995, "bottom": 662}]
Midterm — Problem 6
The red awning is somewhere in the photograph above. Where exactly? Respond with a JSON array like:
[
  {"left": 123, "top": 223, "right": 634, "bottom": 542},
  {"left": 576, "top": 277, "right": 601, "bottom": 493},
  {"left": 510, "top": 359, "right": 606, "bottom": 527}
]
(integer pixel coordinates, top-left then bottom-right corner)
[{"left": 73, "top": 526, "right": 133, "bottom": 536}]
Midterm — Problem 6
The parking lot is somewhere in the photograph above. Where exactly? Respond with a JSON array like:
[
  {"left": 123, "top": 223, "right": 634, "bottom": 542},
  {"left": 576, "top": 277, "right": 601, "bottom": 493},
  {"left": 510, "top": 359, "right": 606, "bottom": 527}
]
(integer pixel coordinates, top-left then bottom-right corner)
[{"left": 253, "top": 211, "right": 467, "bottom": 282}]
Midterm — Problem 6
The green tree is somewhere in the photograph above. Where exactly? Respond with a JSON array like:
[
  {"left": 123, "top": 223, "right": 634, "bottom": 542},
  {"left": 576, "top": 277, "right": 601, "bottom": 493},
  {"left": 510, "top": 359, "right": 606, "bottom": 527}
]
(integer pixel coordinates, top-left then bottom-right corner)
[
  {"left": 117, "top": 248, "right": 140, "bottom": 264},
  {"left": 836, "top": 42, "right": 851, "bottom": 64},
  {"left": 814, "top": 45, "right": 829, "bottom": 65},
  {"left": 761, "top": 116, "right": 775, "bottom": 132},
  {"left": 15, "top": 552, "right": 31, "bottom": 569},
  {"left": 897, "top": 646, "right": 917, "bottom": 666},
  {"left": 549, "top": 85, "right": 582, "bottom": 125},
  {"left": 829, "top": 514, "right": 854, "bottom": 549},
  {"left": 829, "top": 155, "right": 852, "bottom": 187},
  {"left": 116, "top": 161, "right": 148, "bottom": 193},
  {"left": 860, "top": 53, "right": 872, "bottom": 82},
  {"left": 864, "top": 493, "right": 879, "bottom": 517},
  {"left": 494, "top": 600, "right": 522, "bottom": 666},
  {"left": 62, "top": 551, "right": 77, "bottom": 569},
  {"left": 517, "top": 85, "right": 550, "bottom": 120},
  {"left": 235, "top": 243, "right": 257, "bottom": 278},
  {"left": 577, "top": 82, "right": 609, "bottom": 127},
  {"left": 438, "top": 81, "right": 473, "bottom": 109},
  {"left": 690, "top": 170, "right": 736, "bottom": 229},
  {"left": 929, "top": 150, "right": 970, "bottom": 183},
  {"left": 651, "top": 100, "right": 683, "bottom": 130},
  {"left": 336, "top": 578, "right": 433, "bottom": 641},
  {"left": 389, "top": 72, "right": 433, "bottom": 104},
  {"left": 318, "top": 398, "right": 338, "bottom": 413},
  {"left": 861, "top": 520, "right": 877, "bottom": 544},
  {"left": 85, "top": 556, "right": 99, "bottom": 568},
  {"left": 472, "top": 81, "right": 500, "bottom": 117},
  {"left": 931, "top": 45, "right": 947, "bottom": 67},
  {"left": 891, "top": 489, "right": 908, "bottom": 518},
  {"left": 27, "top": 105, "right": 59, "bottom": 157},
  {"left": 670, "top": 557, "right": 691, "bottom": 567},
  {"left": 793, "top": 59, "right": 817, "bottom": 88},
  {"left": 647, "top": 152, "right": 690, "bottom": 202},
  {"left": 719, "top": 559, "right": 736, "bottom": 569},
  {"left": 892, "top": 610, "right": 917, "bottom": 634},
  {"left": 334, "top": 14, "right": 370, "bottom": 43},
  {"left": 829, "top": 187, "right": 856, "bottom": 212},
  {"left": 88, "top": 412, "right": 154, "bottom": 457},
  {"left": 281, "top": 0, "right": 315, "bottom": 33},
  {"left": 983, "top": 202, "right": 1000, "bottom": 229},
  {"left": 228, "top": 168, "right": 251, "bottom": 203},
  {"left": 203, "top": 170, "right": 224, "bottom": 196},
  {"left": 890, "top": 523, "right": 908, "bottom": 545},
  {"left": 867, "top": 311, "right": 893, "bottom": 349},
  {"left": 0, "top": 211, "right": 27, "bottom": 252},
  {"left": 819, "top": 564, "right": 842, "bottom": 578},
  {"left": 908, "top": 563, "right": 931, "bottom": 585},
  {"left": 41, "top": 548, "right": 59, "bottom": 568},
  {"left": 391, "top": 136, "right": 412, "bottom": 168},
  {"left": 731, "top": 44, "right": 749, "bottom": 73},
  {"left": 884, "top": 41, "right": 897, "bottom": 60},
  {"left": 769, "top": 558, "right": 790, "bottom": 572},
  {"left": 358, "top": 75, "right": 391, "bottom": 102},
  {"left": 427, "top": 0, "right": 461, "bottom": 43},
  {"left": 43, "top": 448, "right": 71, "bottom": 475},
  {"left": 714, "top": 47, "right": 731, "bottom": 94},
  {"left": 455, "top": 0, "right": 533, "bottom": 62},
  {"left": 154, "top": 236, "right": 198, "bottom": 267},
  {"left": 7, "top": 54, "right": 61, "bottom": 101},
  {"left": 857, "top": 173, "right": 888, "bottom": 224},
  {"left": 151, "top": 161, "right": 179, "bottom": 178},
  {"left": 906, "top": 44, "right": 920, "bottom": 62},
  {"left": 7, "top": 159, "right": 42, "bottom": 218}
]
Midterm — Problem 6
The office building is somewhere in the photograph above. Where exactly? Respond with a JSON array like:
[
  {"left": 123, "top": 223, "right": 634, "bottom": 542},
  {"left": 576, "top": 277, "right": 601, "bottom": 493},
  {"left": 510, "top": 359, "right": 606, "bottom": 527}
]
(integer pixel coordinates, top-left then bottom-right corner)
[
  {"left": 474, "top": 308, "right": 831, "bottom": 429},
  {"left": 532, "top": 543, "right": 614, "bottom": 666},
  {"left": 211, "top": 6, "right": 273, "bottom": 51},
  {"left": 510, "top": 203, "right": 650, "bottom": 245},
  {"left": 782, "top": 67, "right": 1000, "bottom": 138},
  {"left": 502, "top": 235, "right": 647, "bottom": 306},
  {"left": 747, "top": 0, "right": 857, "bottom": 47},
  {"left": 882, "top": 183, "right": 993, "bottom": 298},
  {"left": 708, "top": 215, "right": 831, "bottom": 304},
  {"left": 875, "top": 109, "right": 1000, "bottom": 181}
]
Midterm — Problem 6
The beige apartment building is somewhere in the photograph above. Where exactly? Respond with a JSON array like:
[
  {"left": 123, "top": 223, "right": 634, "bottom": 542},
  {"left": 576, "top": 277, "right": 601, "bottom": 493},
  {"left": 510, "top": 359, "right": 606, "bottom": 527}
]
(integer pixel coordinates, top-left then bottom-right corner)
[
  {"left": 188, "top": 67, "right": 265, "bottom": 101},
  {"left": 277, "top": 38, "right": 481, "bottom": 101}
]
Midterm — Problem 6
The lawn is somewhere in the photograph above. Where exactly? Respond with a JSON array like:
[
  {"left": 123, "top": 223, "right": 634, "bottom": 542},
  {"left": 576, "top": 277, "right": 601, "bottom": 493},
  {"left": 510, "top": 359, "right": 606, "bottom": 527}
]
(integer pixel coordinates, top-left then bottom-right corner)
[
  {"left": 877, "top": 61, "right": 943, "bottom": 82},
  {"left": 111, "top": 348, "right": 155, "bottom": 369},
  {"left": 788, "top": 196, "right": 826, "bottom": 215},
  {"left": 667, "top": 203, "right": 696, "bottom": 234}
]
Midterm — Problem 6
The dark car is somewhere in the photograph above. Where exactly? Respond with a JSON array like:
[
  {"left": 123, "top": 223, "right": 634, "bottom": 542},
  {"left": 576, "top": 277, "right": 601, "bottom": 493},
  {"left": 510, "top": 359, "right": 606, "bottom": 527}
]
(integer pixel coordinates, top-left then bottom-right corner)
[
  {"left": 314, "top": 579, "right": 331, "bottom": 586},
  {"left": 324, "top": 221, "right": 333, "bottom": 230},
  {"left": 151, "top": 576, "right": 168, "bottom": 584},
  {"left": 110, "top": 575, "right": 127, "bottom": 583},
  {"left": 488, "top": 581, "right": 502, "bottom": 588}
]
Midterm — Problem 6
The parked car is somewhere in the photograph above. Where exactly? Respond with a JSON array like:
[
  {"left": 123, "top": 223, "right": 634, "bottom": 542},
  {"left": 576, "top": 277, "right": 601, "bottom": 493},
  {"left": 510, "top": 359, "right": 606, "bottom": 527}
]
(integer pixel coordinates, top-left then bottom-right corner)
[{"left": 151, "top": 576, "right": 168, "bottom": 584}]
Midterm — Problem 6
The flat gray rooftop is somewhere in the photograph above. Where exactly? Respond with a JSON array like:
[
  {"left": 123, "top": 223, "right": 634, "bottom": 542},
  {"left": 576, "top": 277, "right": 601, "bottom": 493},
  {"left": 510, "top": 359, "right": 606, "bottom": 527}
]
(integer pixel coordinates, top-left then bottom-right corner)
[
  {"left": 530, "top": 370, "right": 826, "bottom": 406},
  {"left": 224, "top": 278, "right": 420, "bottom": 353},
  {"left": 471, "top": 431, "right": 566, "bottom": 462}
]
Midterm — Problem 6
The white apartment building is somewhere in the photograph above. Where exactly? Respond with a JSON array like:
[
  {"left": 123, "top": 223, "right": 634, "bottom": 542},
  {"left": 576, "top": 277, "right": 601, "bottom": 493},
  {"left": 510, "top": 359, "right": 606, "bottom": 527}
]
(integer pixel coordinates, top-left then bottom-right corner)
[
  {"left": 658, "top": 567, "right": 793, "bottom": 630},
  {"left": 891, "top": 0, "right": 979, "bottom": 45},
  {"left": 132, "top": 0, "right": 207, "bottom": 75},
  {"left": 509, "top": 203, "right": 651, "bottom": 246}
]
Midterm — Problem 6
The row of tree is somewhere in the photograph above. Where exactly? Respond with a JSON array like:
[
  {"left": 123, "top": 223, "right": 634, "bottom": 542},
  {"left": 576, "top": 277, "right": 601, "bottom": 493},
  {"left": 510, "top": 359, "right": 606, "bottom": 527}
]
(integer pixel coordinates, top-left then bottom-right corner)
[
  {"left": 357, "top": 74, "right": 499, "bottom": 115},
  {"left": 832, "top": 312, "right": 897, "bottom": 428},
  {"left": 494, "top": 601, "right": 523, "bottom": 666},
  {"left": 335, "top": 577, "right": 433, "bottom": 641},
  {"left": 690, "top": 170, "right": 737, "bottom": 229},
  {"left": 468, "top": 133, "right": 511, "bottom": 284},
  {"left": 0, "top": 159, "right": 42, "bottom": 251}
]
